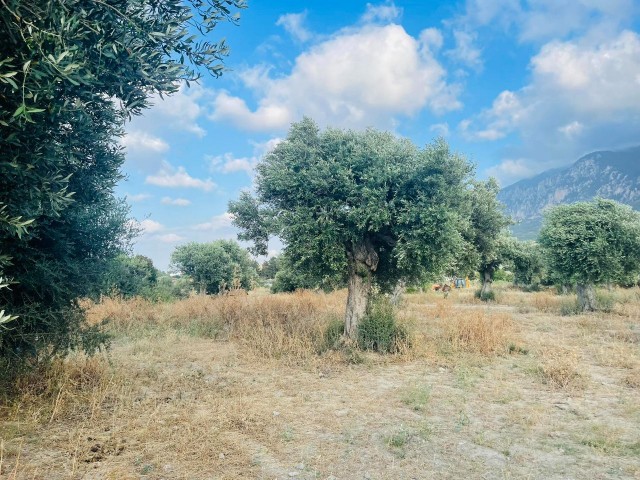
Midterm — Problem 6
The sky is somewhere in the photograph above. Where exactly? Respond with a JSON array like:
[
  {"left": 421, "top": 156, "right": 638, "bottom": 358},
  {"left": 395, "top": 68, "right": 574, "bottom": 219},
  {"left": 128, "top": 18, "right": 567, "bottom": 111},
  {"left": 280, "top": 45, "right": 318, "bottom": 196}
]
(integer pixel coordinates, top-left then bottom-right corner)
[{"left": 119, "top": 0, "right": 640, "bottom": 271}]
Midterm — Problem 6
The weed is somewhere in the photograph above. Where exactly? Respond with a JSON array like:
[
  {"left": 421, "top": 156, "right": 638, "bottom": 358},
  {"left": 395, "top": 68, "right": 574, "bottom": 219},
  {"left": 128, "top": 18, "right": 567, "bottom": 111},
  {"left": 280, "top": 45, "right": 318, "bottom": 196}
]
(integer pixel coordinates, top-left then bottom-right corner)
[{"left": 401, "top": 384, "right": 431, "bottom": 412}]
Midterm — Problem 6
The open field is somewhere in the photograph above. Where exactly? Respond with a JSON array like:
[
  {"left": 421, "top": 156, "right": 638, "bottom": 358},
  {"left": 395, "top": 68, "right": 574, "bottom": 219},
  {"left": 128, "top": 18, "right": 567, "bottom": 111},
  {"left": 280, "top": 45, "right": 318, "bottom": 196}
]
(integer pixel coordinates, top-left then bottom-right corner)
[{"left": 1, "top": 287, "right": 640, "bottom": 479}]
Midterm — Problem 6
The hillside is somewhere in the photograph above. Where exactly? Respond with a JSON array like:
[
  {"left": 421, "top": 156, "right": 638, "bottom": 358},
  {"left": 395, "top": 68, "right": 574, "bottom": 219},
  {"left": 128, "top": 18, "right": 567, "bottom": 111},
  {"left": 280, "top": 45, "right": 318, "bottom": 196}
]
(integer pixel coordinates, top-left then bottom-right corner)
[{"left": 498, "top": 146, "right": 640, "bottom": 239}]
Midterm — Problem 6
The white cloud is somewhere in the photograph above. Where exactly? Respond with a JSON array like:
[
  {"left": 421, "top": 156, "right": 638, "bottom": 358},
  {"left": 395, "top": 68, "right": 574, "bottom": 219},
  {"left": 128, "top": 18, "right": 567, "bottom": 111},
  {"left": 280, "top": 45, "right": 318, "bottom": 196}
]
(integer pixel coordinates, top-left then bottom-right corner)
[
  {"left": 446, "top": 30, "right": 483, "bottom": 70},
  {"left": 161, "top": 197, "right": 191, "bottom": 206},
  {"left": 361, "top": 1, "right": 402, "bottom": 23},
  {"left": 157, "top": 233, "right": 186, "bottom": 243},
  {"left": 138, "top": 219, "right": 164, "bottom": 234},
  {"left": 208, "top": 137, "right": 282, "bottom": 176},
  {"left": 210, "top": 23, "right": 460, "bottom": 131},
  {"left": 467, "top": 30, "right": 640, "bottom": 183},
  {"left": 485, "top": 159, "right": 539, "bottom": 186},
  {"left": 127, "top": 193, "right": 152, "bottom": 203},
  {"left": 457, "top": 0, "right": 637, "bottom": 43},
  {"left": 147, "top": 83, "right": 208, "bottom": 137},
  {"left": 429, "top": 122, "right": 449, "bottom": 137},
  {"left": 558, "top": 121, "right": 584, "bottom": 138},
  {"left": 193, "top": 212, "right": 235, "bottom": 232},
  {"left": 420, "top": 28, "right": 444, "bottom": 52},
  {"left": 276, "top": 11, "right": 313, "bottom": 42},
  {"left": 121, "top": 131, "right": 169, "bottom": 154},
  {"left": 146, "top": 166, "right": 216, "bottom": 191}
]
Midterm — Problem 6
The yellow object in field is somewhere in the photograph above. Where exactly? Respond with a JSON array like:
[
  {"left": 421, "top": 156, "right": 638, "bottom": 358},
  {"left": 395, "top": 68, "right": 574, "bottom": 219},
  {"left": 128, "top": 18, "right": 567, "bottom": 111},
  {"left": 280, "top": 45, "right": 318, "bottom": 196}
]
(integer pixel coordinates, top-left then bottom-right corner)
[{"left": 465, "top": 277, "right": 470, "bottom": 289}]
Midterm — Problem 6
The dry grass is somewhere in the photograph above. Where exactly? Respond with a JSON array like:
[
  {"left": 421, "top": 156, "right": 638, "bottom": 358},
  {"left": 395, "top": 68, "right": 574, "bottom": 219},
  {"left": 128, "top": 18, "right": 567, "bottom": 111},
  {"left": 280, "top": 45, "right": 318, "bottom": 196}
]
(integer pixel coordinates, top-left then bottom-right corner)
[{"left": 2, "top": 285, "right": 640, "bottom": 479}]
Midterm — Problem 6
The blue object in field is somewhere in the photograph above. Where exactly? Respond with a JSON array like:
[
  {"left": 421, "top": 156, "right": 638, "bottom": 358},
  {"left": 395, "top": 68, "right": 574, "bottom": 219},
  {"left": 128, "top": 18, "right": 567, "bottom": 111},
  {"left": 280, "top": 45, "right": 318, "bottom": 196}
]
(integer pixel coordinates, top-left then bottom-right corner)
[{"left": 455, "top": 278, "right": 465, "bottom": 288}]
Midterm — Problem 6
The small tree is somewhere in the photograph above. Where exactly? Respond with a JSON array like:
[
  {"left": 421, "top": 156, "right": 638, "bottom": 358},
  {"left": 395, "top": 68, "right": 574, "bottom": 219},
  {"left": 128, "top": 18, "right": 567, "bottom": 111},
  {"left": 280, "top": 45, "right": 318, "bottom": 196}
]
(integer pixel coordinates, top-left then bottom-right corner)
[
  {"left": 504, "top": 239, "right": 546, "bottom": 288},
  {"left": 171, "top": 241, "right": 257, "bottom": 295},
  {"left": 464, "top": 179, "right": 512, "bottom": 297},
  {"left": 229, "top": 118, "right": 473, "bottom": 338},
  {"left": 539, "top": 199, "right": 640, "bottom": 311},
  {"left": 101, "top": 255, "right": 159, "bottom": 299}
]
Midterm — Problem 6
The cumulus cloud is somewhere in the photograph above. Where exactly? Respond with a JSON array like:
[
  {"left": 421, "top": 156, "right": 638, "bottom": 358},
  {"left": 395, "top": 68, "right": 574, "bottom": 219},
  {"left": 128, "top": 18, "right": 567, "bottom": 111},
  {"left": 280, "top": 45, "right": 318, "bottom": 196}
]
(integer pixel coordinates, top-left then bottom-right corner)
[
  {"left": 446, "top": 30, "right": 483, "bottom": 70},
  {"left": 146, "top": 166, "right": 216, "bottom": 191},
  {"left": 121, "top": 131, "right": 169, "bottom": 154},
  {"left": 208, "top": 137, "right": 283, "bottom": 176},
  {"left": 210, "top": 23, "right": 460, "bottom": 131},
  {"left": 361, "top": 1, "right": 402, "bottom": 23},
  {"left": 429, "top": 122, "right": 450, "bottom": 137},
  {"left": 276, "top": 11, "right": 313, "bottom": 42},
  {"left": 161, "top": 197, "right": 191, "bottom": 206},
  {"left": 157, "top": 233, "right": 186, "bottom": 243},
  {"left": 458, "top": 0, "right": 637, "bottom": 43},
  {"left": 127, "top": 193, "right": 152, "bottom": 203},
  {"left": 485, "top": 158, "right": 540, "bottom": 186},
  {"left": 137, "top": 219, "right": 164, "bottom": 234},
  {"left": 465, "top": 30, "right": 640, "bottom": 183},
  {"left": 193, "top": 212, "right": 236, "bottom": 233}
]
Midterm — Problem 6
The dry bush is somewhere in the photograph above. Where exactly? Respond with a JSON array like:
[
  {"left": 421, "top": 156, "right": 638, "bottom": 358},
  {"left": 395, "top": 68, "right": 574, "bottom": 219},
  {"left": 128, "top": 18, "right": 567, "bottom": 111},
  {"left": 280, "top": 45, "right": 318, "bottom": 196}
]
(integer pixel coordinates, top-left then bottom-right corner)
[
  {"left": 416, "top": 301, "right": 515, "bottom": 357},
  {"left": 85, "top": 290, "right": 347, "bottom": 364},
  {"left": 535, "top": 348, "right": 586, "bottom": 390},
  {"left": 3, "top": 354, "right": 121, "bottom": 423}
]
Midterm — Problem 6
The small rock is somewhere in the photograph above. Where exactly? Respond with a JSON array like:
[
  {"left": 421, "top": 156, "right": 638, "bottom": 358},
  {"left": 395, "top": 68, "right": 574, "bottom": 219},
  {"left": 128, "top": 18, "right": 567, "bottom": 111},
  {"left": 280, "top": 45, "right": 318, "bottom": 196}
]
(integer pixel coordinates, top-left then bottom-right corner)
[
  {"left": 296, "top": 463, "right": 305, "bottom": 470},
  {"left": 327, "top": 476, "right": 337, "bottom": 480},
  {"left": 288, "top": 472, "right": 299, "bottom": 477},
  {"left": 219, "top": 453, "right": 225, "bottom": 460},
  {"left": 273, "top": 411, "right": 280, "bottom": 417}
]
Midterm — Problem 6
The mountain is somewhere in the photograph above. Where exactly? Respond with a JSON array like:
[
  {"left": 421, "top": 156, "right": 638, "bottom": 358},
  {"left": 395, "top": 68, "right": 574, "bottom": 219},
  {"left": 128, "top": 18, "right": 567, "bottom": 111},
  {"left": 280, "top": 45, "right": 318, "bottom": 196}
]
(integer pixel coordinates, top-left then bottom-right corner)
[{"left": 498, "top": 146, "right": 640, "bottom": 240}]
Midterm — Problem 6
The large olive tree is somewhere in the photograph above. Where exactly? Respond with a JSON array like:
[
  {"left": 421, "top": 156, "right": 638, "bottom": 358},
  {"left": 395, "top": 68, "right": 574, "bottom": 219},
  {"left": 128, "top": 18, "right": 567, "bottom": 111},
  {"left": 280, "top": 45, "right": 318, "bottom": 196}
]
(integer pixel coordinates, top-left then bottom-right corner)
[
  {"left": 0, "top": 0, "right": 245, "bottom": 366},
  {"left": 539, "top": 199, "right": 640, "bottom": 311},
  {"left": 229, "top": 118, "right": 474, "bottom": 338}
]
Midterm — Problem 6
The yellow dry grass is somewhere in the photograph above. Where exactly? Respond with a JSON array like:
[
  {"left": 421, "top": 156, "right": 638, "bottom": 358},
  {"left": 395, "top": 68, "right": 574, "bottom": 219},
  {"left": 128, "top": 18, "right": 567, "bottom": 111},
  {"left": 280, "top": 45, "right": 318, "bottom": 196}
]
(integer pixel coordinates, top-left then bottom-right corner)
[{"left": 2, "top": 286, "right": 640, "bottom": 479}]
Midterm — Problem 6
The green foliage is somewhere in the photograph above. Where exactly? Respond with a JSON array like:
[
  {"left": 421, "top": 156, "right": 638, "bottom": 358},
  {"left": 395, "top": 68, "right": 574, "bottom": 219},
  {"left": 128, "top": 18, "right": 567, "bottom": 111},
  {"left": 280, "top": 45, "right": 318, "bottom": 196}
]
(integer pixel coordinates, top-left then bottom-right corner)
[
  {"left": 357, "top": 296, "right": 408, "bottom": 353},
  {"left": 539, "top": 199, "right": 640, "bottom": 286},
  {"left": 322, "top": 318, "right": 345, "bottom": 351},
  {"left": 101, "top": 255, "right": 158, "bottom": 299},
  {"left": 503, "top": 238, "right": 546, "bottom": 287},
  {"left": 0, "top": 0, "right": 245, "bottom": 369},
  {"left": 171, "top": 240, "right": 257, "bottom": 295},
  {"left": 474, "top": 289, "right": 496, "bottom": 302},
  {"left": 230, "top": 118, "right": 474, "bottom": 318},
  {"left": 457, "top": 179, "right": 512, "bottom": 283},
  {"left": 259, "top": 255, "right": 281, "bottom": 280}
]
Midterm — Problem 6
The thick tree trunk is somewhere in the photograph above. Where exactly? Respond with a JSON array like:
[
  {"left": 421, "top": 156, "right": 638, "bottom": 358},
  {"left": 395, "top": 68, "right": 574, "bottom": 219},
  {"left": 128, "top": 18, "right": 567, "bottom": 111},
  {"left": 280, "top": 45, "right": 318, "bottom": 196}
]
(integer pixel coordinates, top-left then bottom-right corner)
[
  {"left": 390, "top": 279, "right": 406, "bottom": 306},
  {"left": 344, "top": 239, "right": 379, "bottom": 340},
  {"left": 576, "top": 283, "right": 596, "bottom": 312},
  {"left": 480, "top": 269, "right": 493, "bottom": 297}
]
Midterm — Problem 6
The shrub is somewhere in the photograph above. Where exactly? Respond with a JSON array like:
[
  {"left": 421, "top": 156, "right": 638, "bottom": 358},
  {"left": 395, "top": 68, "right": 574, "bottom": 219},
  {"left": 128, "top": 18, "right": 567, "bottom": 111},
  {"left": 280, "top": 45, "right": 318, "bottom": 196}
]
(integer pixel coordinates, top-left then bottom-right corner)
[
  {"left": 322, "top": 318, "right": 345, "bottom": 351},
  {"left": 357, "top": 296, "right": 408, "bottom": 353},
  {"left": 474, "top": 289, "right": 496, "bottom": 302}
]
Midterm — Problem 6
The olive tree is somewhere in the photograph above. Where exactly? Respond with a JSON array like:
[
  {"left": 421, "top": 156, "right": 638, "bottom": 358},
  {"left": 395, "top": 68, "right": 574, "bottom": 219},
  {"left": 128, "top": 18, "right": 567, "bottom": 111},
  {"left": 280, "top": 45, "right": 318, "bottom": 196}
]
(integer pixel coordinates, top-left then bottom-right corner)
[
  {"left": 0, "top": 0, "right": 245, "bottom": 366},
  {"left": 229, "top": 118, "right": 474, "bottom": 338},
  {"left": 171, "top": 241, "right": 257, "bottom": 294},
  {"left": 463, "top": 179, "right": 512, "bottom": 297},
  {"left": 539, "top": 199, "right": 640, "bottom": 311}
]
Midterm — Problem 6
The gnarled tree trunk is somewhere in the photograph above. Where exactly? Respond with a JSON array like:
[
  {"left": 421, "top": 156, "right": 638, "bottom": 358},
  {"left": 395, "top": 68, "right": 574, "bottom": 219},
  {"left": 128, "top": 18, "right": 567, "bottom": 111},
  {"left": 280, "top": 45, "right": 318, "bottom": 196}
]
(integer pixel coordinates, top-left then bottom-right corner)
[
  {"left": 344, "top": 238, "right": 379, "bottom": 340},
  {"left": 576, "top": 283, "right": 596, "bottom": 312},
  {"left": 480, "top": 268, "right": 493, "bottom": 297}
]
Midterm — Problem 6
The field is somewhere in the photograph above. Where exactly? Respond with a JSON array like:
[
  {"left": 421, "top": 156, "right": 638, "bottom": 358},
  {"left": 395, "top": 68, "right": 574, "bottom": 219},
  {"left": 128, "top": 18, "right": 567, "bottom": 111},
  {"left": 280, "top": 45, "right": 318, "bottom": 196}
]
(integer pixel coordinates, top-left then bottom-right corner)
[{"left": 1, "top": 286, "right": 640, "bottom": 479}]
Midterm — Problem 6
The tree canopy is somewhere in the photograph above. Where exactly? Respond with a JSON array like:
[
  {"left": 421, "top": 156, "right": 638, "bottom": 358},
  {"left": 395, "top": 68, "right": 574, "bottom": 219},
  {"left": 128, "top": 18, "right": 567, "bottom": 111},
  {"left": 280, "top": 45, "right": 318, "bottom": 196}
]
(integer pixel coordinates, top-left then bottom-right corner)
[
  {"left": 539, "top": 198, "right": 640, "bottom": 310},
  {"left": 0, "top": 0, "right": 245, "bottom": 367},
  {"left": 230, "top": 118, "right": 474, "bottom": 337},
  {"left": 171, "top": 240, "right": 257, "bottom": 295}
]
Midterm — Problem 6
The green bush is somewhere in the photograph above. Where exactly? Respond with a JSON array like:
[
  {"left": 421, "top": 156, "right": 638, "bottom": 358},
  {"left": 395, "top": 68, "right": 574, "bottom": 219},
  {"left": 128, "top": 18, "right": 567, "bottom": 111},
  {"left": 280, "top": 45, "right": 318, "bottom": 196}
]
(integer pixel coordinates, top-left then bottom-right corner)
[
  {"left": 559, "top": 299, "right": 579, "bottom": 316},
  {"left": 474, "top": 289, "right": 496, "bottom": 302},
  {"left": 322, "top": 318, "right": 345, "bottom": 351},
  {"left": 357, "top": 296, "right": 408, "bottom": 353},
  {"left": 595, "top": 291, "right": 615, "bottom": 313}
]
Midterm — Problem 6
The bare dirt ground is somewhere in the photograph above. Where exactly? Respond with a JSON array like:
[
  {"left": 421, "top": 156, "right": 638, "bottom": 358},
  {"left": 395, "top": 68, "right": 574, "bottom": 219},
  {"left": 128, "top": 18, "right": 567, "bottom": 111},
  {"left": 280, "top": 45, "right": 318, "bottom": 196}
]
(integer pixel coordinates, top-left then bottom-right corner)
[{"left": 1, "top": 288, "right": 639, "bottom": 479}]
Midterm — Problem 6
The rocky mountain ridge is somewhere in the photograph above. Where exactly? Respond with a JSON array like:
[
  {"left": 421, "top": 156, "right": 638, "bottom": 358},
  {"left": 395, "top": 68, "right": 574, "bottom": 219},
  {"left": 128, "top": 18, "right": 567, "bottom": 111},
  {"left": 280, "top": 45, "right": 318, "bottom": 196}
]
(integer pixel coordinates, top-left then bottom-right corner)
[{"left": 498, "top": 146, "right": 640, "bottom": 239}]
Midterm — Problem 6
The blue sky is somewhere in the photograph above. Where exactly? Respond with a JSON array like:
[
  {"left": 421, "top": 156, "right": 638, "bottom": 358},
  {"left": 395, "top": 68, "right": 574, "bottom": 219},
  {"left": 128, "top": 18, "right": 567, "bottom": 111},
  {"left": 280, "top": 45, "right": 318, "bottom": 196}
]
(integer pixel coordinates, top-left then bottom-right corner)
[{"left": 119, "top": 0, "right": 640, "bottom": 270}]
